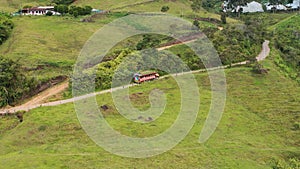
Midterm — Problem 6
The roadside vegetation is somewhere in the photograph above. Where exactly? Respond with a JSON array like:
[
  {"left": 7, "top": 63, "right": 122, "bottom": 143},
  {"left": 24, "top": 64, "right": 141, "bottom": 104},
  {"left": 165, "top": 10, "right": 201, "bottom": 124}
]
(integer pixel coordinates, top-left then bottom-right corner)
[{"left": 0, "top": 56, "right": 36, "bottom": 107}]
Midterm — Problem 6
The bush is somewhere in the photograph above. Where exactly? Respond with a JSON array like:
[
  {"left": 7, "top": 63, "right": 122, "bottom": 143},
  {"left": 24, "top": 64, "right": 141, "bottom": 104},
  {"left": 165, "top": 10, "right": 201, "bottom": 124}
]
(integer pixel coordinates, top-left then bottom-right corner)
[
  {"left": 193, "top": 20, "right": 200, "bottom": 28},
  {"left": 252, "top": 62, "right": 268, "bottom": 74},
  {"left": 38, "top": 125, "right": 47, "bottom": 131},
  {"left": 0, "top": 14, "right": 14, "bottom": 45},
  {"left": 69, "top": 6, "right": 92, "bottom": 16},
  {"left": 271, "top": 158, "right": 300, "bottom": 169},
  {"left": 46, "top": 11, "right": 53, "bottom": 16},
  {"left": 54, "top": 5, "right": 69, "bottom": 15},
  {"left": 221, "top": 12, "right": 227, "bottom": 24},
  {"left": 0, "top": 56, "right": 37, "bottom": 107},
  {"left": 52, "top": 0, "right": 74, "bottom": 5},
  {"left": 161, "top": 6, "right": 170, "bottom": 12}
]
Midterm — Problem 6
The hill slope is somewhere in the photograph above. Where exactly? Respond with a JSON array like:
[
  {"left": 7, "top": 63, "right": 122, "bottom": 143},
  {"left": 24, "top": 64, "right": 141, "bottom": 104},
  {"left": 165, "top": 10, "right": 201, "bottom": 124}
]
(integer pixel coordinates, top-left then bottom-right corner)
[
  {"left": 0, "top": 60, "right": 299, "bottom": 168},
  {"left": 271, "top": 14, "right": 300, "bottom": 83}
]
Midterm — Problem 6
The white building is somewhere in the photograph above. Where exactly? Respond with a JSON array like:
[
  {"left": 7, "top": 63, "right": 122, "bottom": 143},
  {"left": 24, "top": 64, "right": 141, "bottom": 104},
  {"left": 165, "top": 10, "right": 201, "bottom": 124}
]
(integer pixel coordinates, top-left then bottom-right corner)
[
  {"left": 21, "top": 6, "right": 60, "bottom": 16},
  {"left": 265, "top": 3, "right": 288, "bottom": 11},
  {"left": 286, "top": 0, "right": 300, "bottom": 9},
  {"left": 241, "top": 1, "right": 264, "bottom": 13}
]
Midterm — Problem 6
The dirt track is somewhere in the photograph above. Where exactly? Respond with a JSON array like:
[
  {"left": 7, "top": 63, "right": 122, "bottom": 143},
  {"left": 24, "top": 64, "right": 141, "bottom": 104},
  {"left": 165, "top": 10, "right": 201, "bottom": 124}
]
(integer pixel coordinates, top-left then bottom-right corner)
[
  {"left": 0, "top": 40, "right": 270, "bottom": 114},
  {"left": 22, "top": 81, "right": 69, "bottom": 107}
]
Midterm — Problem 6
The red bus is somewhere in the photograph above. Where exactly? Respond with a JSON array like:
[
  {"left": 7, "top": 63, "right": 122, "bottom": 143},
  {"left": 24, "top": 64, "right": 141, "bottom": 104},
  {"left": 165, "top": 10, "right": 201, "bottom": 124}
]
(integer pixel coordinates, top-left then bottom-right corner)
[{"left": 133, "top": 72, "right": 159, "bottom": 83}]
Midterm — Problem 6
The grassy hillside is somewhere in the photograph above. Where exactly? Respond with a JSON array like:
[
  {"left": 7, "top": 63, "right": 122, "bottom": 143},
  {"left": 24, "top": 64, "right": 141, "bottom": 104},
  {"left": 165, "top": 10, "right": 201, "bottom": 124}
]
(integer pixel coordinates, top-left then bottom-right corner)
[
  {"left": 74, "top": 0, "right": 150, "bottom": 10},
  {"left": 271, "top": 14, "right": 300, "bottom": 83},
  {"left": 0, "top": 14, "right": 126, "bottom": 81},
  {"left": 0, "top": 0, "right": 52, "bottom": 12},
  {"left": 0, "top": 1, "right": 236, "bottom": 82},
  {"left": 0, "top": 60, "right": 299, "bottom": 168}
]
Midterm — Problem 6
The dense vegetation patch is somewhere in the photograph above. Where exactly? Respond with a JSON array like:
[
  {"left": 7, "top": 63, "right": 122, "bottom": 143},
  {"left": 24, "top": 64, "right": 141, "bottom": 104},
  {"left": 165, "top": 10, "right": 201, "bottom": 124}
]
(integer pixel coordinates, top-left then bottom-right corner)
[
  {"left": 0, "top": 56, "right": 36, "bottom": 107},
  {"left": 273, "top": 15, "right": 300, "bottom": 82},
  {"left": 0, "top": 13, "right": 13, "bottom": 45},
  {"left": 52, "top": 0, "right": 75, "bottom": 5}
]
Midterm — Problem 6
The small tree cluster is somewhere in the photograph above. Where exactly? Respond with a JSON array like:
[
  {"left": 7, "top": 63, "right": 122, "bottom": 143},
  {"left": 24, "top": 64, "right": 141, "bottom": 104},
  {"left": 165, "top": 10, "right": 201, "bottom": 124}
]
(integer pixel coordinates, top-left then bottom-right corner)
[
  {"left": 54, "top": 5, "right": 69, "bottom": 15},
  {"left": 69, "top": 6, "right": 92, "bottom": 17},
  {"left": 0, "top": 56, "right": 37, "bottom": 107},
  {"left": 193, "top": 20, "right": 200, "bottom": 29},
  {"left": 0, "top": 13, "right": 14, "bottom": 45},
  {"left": 53, "top": 5, "right": 92, "bottom": 17}
]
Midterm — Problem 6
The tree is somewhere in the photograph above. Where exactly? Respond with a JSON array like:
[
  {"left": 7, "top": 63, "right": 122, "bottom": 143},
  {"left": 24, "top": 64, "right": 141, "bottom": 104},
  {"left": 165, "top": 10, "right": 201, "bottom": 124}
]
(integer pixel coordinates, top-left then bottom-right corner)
[
  {"left": 84, "top": 6, "right": 92, "bottom": 15},
  {"left": 161, "top": 6, "right": 170, "bottom": 12},
  {"left": 46, "top": 11, "right": 53, "bottom": 16},
  {"left": 136, "top": 34, "right": 160, "bottom": 50},
  {"left": 56, "top": 5, "right": 69, "bottom": 15},
  {"left": 52, "top": 0, "right": 74, "bottom": 5},
  {"left": 0, "top": 56, "right": 36, "bottom": 107},
  {"left": 0, "top": 14, "right": 13, "bottom": 45},
  {"left": 69, "top": 6, "right": 92, "bottom": 16},
  {"left": 193, "top": 20, "right": 200, "bottom": 29},
  {"left": 73, "top": 10, "right": 78, "bottom": 17},
  {"left": 221, "top": 12, "right": 227, "bottom": 24},
  {"left": 191, "top": 0, "right": 202, "bottom": 13}
]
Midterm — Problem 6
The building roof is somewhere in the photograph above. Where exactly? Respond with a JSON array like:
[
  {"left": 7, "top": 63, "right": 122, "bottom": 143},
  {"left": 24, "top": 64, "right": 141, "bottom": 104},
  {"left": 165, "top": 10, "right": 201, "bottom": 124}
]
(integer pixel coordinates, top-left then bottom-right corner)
[
  {"left": 242, "top": 1, "right": 264, "bottom": 13},
  {"left": 22, "top": 6, "right": 54, "bottom": 11},
  {"left": 266, "top": 4, "right": 288, "bottom": 10},
  {"left": 22, "top": 8, "right": 46, "bottom": 11},
  {"left": 37, "top": 6, "right": 54, "bottom": 9},
  {"left": 286, "top": 0, "right": 300, "bottom": 9}
]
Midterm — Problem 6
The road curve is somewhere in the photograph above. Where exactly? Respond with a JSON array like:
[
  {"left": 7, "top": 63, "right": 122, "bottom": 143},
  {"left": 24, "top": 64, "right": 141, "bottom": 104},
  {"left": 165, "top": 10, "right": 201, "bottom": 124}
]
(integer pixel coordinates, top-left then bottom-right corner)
[
  {"left": 256, "top": 40, "right": 270, "bottom": 61},
  {"left": 0, "top": 40, "right": 270, "bottom": 114}
]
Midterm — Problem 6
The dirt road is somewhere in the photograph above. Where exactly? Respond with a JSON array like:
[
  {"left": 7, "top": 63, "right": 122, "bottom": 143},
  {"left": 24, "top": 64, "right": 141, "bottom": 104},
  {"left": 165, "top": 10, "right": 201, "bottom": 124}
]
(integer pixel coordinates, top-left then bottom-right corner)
[
  {"left": 22, "top": 81, "right": 69, "bottom": 107},
  {"left": 256, "top": 40, "right": 270, "bottom": 61},
  {"left": 0, "top": 40, "right": 271, "bottom": 114}
]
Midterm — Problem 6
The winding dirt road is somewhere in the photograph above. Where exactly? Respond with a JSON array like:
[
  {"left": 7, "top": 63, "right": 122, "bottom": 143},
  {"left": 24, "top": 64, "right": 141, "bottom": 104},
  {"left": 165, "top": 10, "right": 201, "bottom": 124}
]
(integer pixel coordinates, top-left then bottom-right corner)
[
  {"left": 0, "top": 40, "right": 270, "bottom": 114},
  {"left": 22, "top": 81, "right": 69, "bottom": 107}
]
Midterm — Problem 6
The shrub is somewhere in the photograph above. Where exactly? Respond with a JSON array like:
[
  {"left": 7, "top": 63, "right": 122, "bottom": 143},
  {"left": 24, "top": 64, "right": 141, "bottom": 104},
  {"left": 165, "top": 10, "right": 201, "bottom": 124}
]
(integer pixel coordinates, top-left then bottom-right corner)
[
  {"left": 252, "top": 62, "right": 268, "bottom": 74},
  {"left": 0, "top": 56, "right": 37, "bottom": 107},
  {"left": 38, "top": 125, "right": 47, "bottom": 131},
  {"left": 52, "top": 0, "right": 74, "bottom": 5},
  {"left": 193, "top": 20, "right": 200, "bottom": 28},
  {"left": 46, "top": 11, "right": 53, "bottom": 16},
  {"left": 221, "top": 12, "right": 227, "bottom": 24},
  {"left": 161, "top": 6, "right": 170, "bottom": 12}
]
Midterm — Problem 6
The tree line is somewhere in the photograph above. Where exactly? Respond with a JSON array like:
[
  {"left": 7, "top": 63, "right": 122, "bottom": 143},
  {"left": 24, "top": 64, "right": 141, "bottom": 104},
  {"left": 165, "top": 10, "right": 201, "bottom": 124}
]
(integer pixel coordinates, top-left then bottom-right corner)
[
  {"left": 0, "top": 56, "right": 37, "bottom": 107},
  {"left": 53, "top": 5, "right": 92, "bottom": 17},
  {"left": 0, "top": 13, "right": 13, "bottom": 45}
]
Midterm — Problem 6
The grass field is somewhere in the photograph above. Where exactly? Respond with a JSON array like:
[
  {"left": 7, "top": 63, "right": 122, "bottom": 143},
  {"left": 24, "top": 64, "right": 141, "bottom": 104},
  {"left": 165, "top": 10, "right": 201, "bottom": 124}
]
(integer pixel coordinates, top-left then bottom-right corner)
[
  {"left": 0, "top": 0, "right": 234, "bottom": 82},
  {"left": 74, "top": 0, "right": 151, "bottom": 10},
  {"left": 0, "top": 15, "right": 210, "bottom": 81},
  {"left": 0, "top": 59, "right": 299, "bottom": 168},
  {"left": 116, "top": 0, "right": 239, "bottom": 23},
  {"left": 0, "top": 14, "right": 126, "bottom": 81},
  {"left": 0, "top": 0, "right": 52, "bottom": 12}
]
